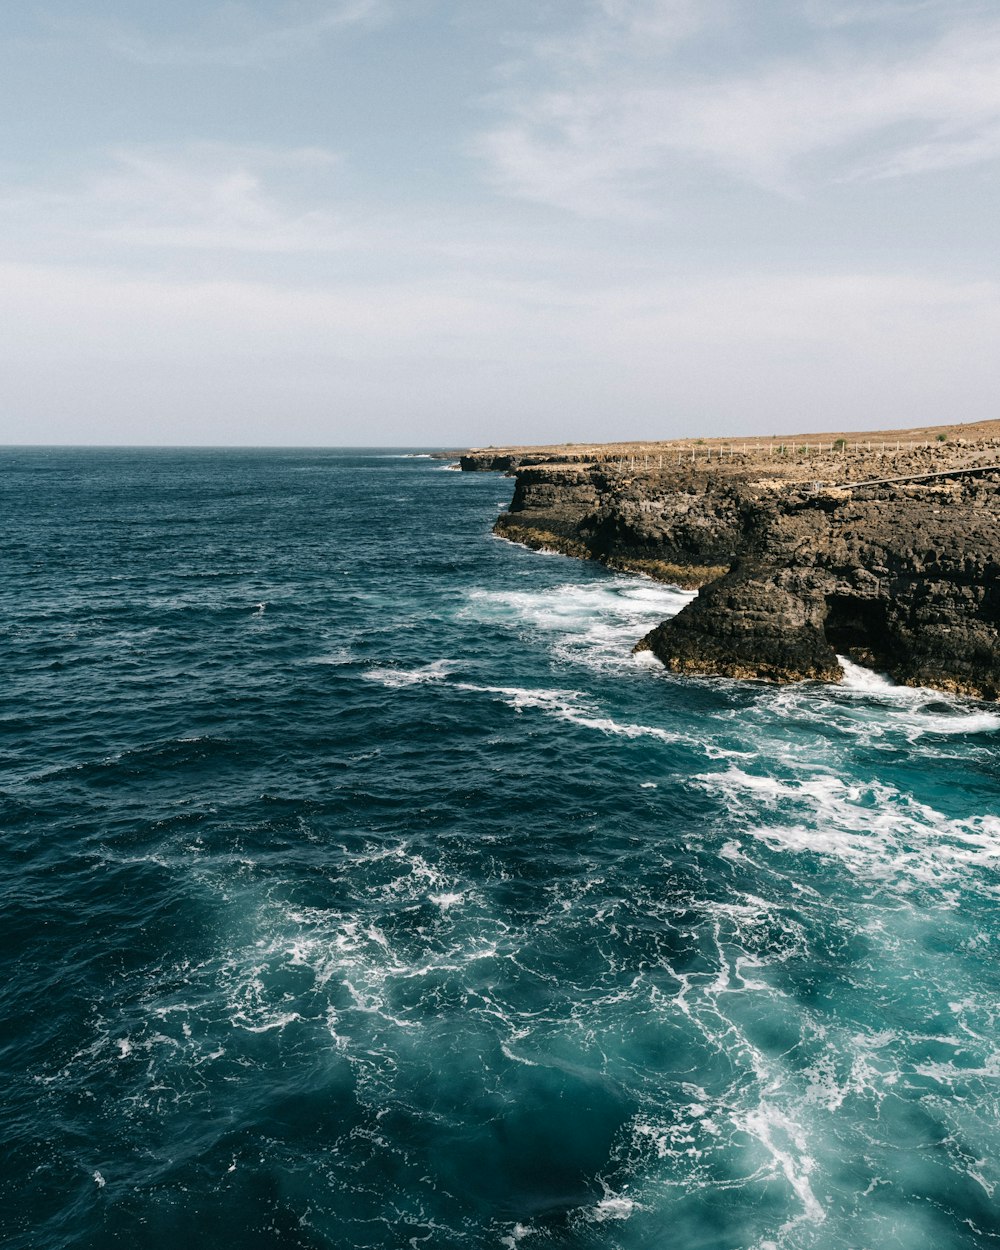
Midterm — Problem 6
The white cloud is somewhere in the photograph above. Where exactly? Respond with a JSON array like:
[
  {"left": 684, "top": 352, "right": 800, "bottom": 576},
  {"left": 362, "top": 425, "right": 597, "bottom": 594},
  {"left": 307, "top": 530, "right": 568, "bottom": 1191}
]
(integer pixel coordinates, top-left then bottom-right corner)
[
  {"left": 479, "top": 9, "right": 1000, "bottom": 215},
  {"left": 526, "top": 0, "right": 717, "bottom": 70},
  {"left": 800, "top": 0, "right": 991, "bottom": 30},
  {"left": 0, "top": 144, "right": 355, "bottom": 255},
  {"left": 101, "top": 1, "right": 384, "bottom": 68},
  {"left": 2, "top": 2, "right": 998, "bottom": 444}
]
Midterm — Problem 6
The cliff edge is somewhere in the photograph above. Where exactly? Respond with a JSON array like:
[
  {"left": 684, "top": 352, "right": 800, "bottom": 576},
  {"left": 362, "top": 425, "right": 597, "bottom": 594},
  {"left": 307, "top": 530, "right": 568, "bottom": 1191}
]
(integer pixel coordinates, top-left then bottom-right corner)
[{"left": 465, "top": 424, "right": 1000, "bottom": 699}]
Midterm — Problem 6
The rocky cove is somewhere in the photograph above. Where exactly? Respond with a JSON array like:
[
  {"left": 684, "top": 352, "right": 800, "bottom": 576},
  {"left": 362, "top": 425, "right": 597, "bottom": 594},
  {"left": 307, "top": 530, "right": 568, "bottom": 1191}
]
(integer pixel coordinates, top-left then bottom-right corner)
[{"left": 456, "top": 424, "right": 1000, "bottom": 699}]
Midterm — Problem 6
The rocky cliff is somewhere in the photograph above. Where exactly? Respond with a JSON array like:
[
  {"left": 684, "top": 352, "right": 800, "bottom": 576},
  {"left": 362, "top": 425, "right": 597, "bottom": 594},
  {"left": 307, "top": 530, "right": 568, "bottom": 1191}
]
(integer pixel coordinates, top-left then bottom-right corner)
[{"left": 469, "top": 430, "right": 1000, "bottom": 699}]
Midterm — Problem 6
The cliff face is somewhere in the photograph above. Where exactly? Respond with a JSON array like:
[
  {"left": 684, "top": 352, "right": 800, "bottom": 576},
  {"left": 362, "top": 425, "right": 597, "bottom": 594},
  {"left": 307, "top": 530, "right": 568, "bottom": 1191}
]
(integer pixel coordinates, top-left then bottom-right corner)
[
  {"left": 641, "top": 478, "right": 1000, "bottom": 697},
  {"left": 484, "top": 457, "right": 1000, "bottom": 699},
  {"left": 459, "top": 450, "right": 604, "bottom": 473},
  {"left": 460, "top": 453, "right": 522, "bottom": 473},
  {"left": 495, "top": 465, "right": 739, "bottom": 587}
]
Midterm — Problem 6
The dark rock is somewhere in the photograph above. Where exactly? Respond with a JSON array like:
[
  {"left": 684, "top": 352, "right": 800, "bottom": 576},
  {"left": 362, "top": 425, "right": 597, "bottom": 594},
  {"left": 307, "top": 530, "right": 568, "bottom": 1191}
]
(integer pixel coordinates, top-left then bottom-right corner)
[
  {"left": 482, "top": 454, "right": 1000, "bottom": 699},
  {"left": 460, "top": 453, "right": 523, "bottom": 472},
  {"left": 638, "top": 561, "right": 842, "bottom": 684}
]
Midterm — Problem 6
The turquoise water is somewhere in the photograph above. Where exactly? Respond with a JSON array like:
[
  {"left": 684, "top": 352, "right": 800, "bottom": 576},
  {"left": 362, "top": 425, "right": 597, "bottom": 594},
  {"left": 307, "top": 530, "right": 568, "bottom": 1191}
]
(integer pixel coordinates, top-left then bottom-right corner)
[{"left": 3, "top": 448, "right": 1000, "bottom": 1250}]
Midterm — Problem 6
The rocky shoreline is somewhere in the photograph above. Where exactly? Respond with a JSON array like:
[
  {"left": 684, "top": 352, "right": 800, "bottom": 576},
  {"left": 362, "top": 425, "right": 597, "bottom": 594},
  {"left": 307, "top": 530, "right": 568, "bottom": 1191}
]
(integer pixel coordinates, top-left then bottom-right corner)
[{"left": 457, "top": 424, "right": 1000, "bottom": 699}]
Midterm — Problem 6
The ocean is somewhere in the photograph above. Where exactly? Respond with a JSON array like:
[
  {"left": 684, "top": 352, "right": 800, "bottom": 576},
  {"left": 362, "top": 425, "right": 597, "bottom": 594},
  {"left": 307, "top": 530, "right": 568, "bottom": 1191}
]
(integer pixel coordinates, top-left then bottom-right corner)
[{"left": 3, "top": 447, "right": 1000, "bottom": 1250}]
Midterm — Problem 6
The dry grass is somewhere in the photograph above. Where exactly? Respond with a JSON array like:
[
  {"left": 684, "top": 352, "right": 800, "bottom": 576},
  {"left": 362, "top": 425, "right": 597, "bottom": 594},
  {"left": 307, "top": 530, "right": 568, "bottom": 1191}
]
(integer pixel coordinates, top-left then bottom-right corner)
[
  {"left": 463, "top": 417, "right": 1000, "bottom": 461},
  {"left": 460, "top": 418, "right": 1000, "bottom": 483}
]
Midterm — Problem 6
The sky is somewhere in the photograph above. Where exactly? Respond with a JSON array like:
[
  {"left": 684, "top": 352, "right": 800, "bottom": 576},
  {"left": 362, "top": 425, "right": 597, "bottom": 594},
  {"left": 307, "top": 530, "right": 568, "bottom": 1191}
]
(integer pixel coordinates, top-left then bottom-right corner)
[{"left": 2, "top": 0, "right": 1000, "bottom": 446}]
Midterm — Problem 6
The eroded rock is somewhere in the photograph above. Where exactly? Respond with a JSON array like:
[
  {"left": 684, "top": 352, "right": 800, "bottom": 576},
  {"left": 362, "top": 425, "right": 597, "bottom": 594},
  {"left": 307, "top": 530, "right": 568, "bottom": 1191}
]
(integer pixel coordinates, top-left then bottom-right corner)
[{"left": 478, "top": 450, "right": 1000, "bottom": 699}]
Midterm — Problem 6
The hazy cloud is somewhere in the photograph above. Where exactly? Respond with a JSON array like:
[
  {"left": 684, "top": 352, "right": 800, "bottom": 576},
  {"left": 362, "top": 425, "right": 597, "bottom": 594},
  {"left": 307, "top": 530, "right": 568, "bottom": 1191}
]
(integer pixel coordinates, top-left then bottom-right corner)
[
  {"left": 480, "top": 8, "right": 1000, "bottom": 214},
  {"left": 3, "top": 261, "right": 998, "bottom": 444},
  {"left": 103, "top": 1, "right": 385, "bottom": 67},
  {"left": 2, "top": 1, "right": 999, "bottom": 443},
  {"left": 0, "top": 144, "right": 354, "bottom": 255}
]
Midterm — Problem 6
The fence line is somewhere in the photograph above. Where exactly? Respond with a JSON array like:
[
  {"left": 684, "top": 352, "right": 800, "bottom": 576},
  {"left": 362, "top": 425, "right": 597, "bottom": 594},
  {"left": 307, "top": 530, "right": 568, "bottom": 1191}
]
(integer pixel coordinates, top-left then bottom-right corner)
[{"left": 602, "top": 439, "right": 974, "bottom": 470}]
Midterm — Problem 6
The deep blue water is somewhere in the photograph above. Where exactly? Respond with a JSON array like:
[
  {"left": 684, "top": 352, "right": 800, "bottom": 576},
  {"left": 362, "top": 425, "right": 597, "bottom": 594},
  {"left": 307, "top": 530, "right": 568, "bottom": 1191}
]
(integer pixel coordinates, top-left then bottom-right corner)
[{"left": 3, "top": 448, "right": 1000, "bottom": 1250}]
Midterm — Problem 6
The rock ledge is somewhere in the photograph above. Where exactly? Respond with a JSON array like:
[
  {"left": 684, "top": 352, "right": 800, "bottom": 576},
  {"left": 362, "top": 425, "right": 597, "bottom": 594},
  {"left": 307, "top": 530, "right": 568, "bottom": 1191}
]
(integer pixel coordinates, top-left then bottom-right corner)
[{"left": 465, "top": 426, "right": 1000, "bottom": 699}]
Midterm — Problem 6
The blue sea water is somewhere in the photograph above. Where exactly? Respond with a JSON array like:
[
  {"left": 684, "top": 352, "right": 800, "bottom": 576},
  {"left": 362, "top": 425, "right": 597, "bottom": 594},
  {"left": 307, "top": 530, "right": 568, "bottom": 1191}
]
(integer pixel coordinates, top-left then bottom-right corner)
[{"left": 3, "top": 447, "right": 1000, "bottom": 1250}]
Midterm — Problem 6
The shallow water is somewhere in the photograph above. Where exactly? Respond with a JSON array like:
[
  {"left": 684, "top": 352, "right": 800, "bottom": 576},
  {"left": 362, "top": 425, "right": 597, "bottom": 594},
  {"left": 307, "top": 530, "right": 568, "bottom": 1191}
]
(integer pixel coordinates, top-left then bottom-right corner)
[{"left": 2, "top": 448, "right": 999, "bottom": 1249}]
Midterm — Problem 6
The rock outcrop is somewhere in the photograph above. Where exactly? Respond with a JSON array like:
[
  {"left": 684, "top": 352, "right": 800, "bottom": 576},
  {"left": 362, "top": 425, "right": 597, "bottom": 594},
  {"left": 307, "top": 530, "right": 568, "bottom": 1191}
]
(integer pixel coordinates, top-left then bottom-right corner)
[
  {"left": 458, "top": 450, "right": 609, "bottom": 473},
  {"left": 640, "top": 477, "right": 1000, "bottom": 698},
  {"left": 494, "top": 464, "right": 739, "bottom": 588},
  {"left": 467, "top": 430, "right": 1000, "bottom": 699}
]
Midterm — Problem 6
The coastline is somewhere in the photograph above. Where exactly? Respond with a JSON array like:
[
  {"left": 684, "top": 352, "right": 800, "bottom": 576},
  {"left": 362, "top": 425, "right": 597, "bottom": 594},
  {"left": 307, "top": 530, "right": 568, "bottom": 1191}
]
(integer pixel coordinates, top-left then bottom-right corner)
[{"left": 457, "top": 420, "right": 1000, "bottom": 700}]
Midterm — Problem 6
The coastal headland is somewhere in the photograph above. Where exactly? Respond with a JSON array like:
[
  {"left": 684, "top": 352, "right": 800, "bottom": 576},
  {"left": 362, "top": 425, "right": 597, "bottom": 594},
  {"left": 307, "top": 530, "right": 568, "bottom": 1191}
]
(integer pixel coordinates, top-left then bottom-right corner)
[{"left": 451, "top": 420, "right": 1000, "bottom": 699}]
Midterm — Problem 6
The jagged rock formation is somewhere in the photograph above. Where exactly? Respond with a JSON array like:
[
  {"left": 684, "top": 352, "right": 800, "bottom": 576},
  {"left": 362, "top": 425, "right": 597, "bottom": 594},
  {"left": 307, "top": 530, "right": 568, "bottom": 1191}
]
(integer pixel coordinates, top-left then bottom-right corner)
[
  {"left": 458, "top": 450, "right": 605, "bottom": 473},
  {"left": 460, "top": 453, "right": 522, "bottom": 473},
  {"left": 465, "top": 429, "right": 1000, "bottom": 699},
  {"left": 640, "top": 478, "right": 1000, "bottom": 697},
  {"left": 494, "top": 464, "right": 738, "bottom": 588}
]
